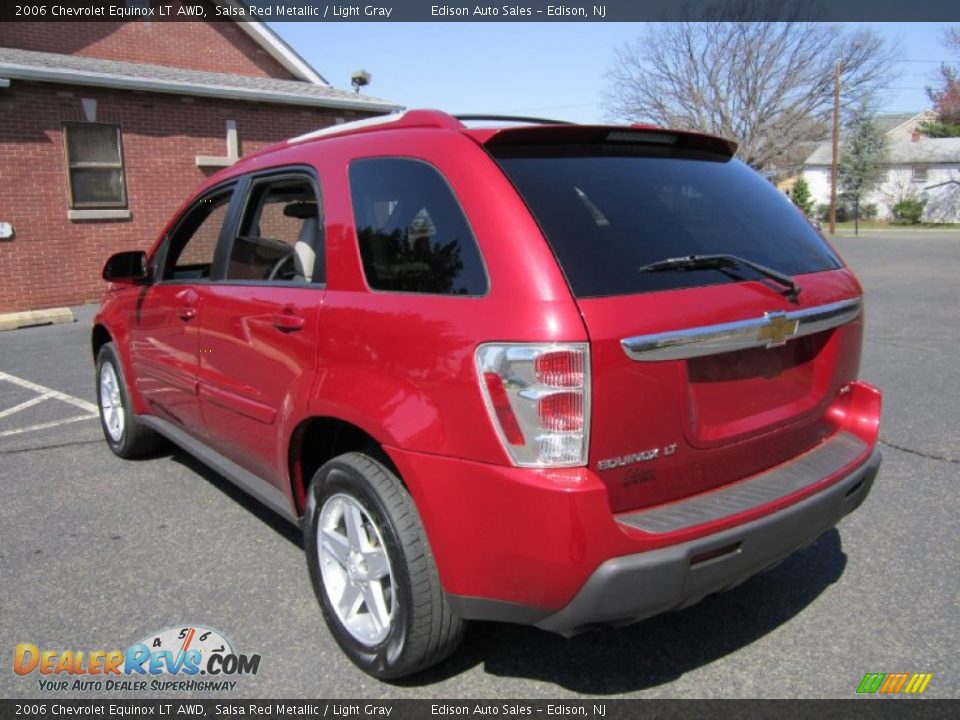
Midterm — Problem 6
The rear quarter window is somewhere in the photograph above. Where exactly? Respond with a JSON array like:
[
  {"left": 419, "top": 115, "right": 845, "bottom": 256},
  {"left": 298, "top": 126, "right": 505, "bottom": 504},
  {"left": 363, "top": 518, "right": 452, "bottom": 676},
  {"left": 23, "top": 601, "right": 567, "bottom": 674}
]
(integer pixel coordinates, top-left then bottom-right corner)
[{"left": 348, "top": 158, "right": 488, "bottom": 296}]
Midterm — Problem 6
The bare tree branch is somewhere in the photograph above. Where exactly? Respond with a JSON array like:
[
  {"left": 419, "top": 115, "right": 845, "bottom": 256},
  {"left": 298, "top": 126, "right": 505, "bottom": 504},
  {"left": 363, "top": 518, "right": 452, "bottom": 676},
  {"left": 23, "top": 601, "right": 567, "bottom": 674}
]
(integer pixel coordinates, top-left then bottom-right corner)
[{"left": 603, "top": 1, "right": 899, "bottom": 171}]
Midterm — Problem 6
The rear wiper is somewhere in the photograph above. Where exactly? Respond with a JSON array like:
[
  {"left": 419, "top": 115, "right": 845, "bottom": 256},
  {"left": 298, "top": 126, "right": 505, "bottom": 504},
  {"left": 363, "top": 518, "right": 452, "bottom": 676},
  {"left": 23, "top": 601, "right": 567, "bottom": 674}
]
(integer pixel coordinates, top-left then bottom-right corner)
[{"left": 638, "top": 254, "right": 802, "bottom": 302}]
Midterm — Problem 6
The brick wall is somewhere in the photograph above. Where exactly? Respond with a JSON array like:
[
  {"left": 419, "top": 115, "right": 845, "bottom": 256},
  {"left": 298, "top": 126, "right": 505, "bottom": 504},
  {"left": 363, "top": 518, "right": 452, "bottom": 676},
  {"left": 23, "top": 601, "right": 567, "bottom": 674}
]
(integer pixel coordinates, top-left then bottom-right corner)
[
  {"left": 0, "top": 81, "right": 373, "bottom": 312},
  {"left": 1, "top": 5, "right": 298, "bottom": 79}
]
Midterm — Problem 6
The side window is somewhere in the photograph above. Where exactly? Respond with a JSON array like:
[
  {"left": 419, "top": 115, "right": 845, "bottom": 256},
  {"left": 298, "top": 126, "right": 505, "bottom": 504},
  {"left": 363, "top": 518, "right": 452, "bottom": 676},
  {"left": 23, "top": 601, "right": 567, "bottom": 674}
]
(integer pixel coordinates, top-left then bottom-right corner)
[
  {"left": 161, "top": 189, "right": 233, "bottom": 281},
  {"left": 227, "top": 176, "right": 324, "bottom": 283},
  {"left": 348, "top": 159, "right": 487, "bottom": 295},
  {"left": 62, "top": 122, "right": 127, "bottom": 209}
]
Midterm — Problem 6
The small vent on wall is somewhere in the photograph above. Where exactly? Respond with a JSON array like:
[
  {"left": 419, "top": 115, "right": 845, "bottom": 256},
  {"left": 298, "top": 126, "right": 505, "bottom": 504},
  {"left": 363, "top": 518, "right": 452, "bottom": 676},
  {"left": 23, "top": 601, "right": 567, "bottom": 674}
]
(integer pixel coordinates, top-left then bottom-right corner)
[
  {"left": 58, "top": 104, "right": 84, "bottom": 123},
  {"left": 57, "top": 103, "right": 122, "bottom": 126}
]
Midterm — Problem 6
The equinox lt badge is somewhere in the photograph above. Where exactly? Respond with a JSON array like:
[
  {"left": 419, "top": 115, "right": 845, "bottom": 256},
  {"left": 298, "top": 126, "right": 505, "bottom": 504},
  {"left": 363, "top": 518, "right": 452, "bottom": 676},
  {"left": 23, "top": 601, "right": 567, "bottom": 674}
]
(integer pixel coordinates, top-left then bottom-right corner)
[{"left": 597, "top": 443, "right": 677, "bottom": 471}]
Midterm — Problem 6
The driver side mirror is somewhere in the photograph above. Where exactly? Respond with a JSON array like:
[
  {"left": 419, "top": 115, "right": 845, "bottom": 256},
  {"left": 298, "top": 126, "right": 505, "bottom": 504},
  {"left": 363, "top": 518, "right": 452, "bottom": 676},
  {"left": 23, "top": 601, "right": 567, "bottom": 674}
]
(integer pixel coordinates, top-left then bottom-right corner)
[{"left": 103, "top": 250, "right": 149, "bottom": 283}]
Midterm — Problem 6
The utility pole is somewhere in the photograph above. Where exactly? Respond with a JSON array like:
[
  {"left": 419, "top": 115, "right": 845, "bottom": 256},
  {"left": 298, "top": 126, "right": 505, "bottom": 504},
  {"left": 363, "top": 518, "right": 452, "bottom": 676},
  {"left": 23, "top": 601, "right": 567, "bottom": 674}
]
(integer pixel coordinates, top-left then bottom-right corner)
[{"left": 830, "top": 62, "right": 841, "bottom": 235}]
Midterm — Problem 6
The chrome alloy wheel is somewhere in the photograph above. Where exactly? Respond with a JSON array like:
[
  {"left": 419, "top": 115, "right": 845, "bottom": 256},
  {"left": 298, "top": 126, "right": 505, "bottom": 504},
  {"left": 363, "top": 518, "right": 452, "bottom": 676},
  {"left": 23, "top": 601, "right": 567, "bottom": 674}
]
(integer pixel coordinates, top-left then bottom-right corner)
[
  {"left": 318, "top": 493, "right": 396, "bottom": 646},
  {"left": 99, "top": 362, "right": 125, "bottom": 442}
]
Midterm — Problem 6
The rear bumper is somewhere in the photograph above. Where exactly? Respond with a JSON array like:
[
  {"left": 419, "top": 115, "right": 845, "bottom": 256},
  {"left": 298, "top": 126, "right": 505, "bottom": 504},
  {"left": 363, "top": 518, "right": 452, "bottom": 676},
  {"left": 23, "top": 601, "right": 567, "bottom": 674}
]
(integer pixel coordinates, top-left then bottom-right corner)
[
  {"left": 534, "top": 447, "right": 880, "bottom": 635},
  {"left": 387, "top": 382, "right": 882, "bottom": 631}
]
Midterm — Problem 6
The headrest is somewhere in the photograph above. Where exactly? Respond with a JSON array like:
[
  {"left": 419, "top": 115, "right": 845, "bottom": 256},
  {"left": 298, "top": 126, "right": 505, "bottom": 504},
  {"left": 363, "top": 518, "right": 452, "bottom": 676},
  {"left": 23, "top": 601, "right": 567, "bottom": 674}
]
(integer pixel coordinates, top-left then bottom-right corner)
[{"left": 283, "top": 201, "right": 318, "bottom": 219}]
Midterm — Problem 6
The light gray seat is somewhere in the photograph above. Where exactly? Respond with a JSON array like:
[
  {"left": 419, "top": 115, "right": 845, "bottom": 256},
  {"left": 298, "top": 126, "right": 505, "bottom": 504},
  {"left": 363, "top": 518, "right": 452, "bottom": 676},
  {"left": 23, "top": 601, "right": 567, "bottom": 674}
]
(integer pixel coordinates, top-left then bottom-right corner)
[{"left": 294, "top": 216, "right": 319, "bottom": 282}]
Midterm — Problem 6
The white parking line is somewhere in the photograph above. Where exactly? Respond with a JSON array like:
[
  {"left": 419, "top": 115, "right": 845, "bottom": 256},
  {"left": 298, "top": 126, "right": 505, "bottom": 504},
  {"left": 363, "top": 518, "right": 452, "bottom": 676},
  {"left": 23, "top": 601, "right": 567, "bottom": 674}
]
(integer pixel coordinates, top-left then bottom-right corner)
[
  {"left": 0, "top": 371, "right": 98, "bottom": 437},
  {"left": 0, "top": 393, "right": 53, "bottom": 419},
  {"left": 0, "top": 371, "right": 98, "bottom": 414},
  {"left": 0, "top": 416, "right": 97, "bottom": 438}
]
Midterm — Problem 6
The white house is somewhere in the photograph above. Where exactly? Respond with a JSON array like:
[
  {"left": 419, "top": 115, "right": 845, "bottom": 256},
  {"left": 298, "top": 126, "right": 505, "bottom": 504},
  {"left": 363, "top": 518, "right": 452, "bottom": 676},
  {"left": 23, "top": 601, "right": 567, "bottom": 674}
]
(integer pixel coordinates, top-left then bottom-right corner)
[{"left": 803, "top": 111, "right": 960, "bottom": 223}]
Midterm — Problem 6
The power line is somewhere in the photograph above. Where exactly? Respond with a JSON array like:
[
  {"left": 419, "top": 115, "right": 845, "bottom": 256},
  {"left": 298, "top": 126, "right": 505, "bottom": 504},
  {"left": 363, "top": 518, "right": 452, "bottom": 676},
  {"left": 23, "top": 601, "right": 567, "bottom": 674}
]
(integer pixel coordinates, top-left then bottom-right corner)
[{"left": 505, "top": 102, "right": 601, "bottom": 112}]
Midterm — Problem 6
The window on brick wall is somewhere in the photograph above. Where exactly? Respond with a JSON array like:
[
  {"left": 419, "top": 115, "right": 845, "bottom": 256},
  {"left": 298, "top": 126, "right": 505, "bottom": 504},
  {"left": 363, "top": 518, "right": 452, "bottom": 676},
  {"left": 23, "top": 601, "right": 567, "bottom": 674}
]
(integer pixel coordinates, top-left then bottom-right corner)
[{"left": 63, "top": 123, "right": 128, "bottom": 209}]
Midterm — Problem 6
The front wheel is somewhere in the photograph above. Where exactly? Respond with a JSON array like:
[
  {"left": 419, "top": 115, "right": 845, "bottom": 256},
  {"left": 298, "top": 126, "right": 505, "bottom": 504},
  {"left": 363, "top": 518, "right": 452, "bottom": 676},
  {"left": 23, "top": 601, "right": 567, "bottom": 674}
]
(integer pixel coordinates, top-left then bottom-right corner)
[
  {"left": 96, "top": 342, "right": 161, "bottom": 458},
  {"left": 303, "top": 452, "right": 465, "bottom": 679}
]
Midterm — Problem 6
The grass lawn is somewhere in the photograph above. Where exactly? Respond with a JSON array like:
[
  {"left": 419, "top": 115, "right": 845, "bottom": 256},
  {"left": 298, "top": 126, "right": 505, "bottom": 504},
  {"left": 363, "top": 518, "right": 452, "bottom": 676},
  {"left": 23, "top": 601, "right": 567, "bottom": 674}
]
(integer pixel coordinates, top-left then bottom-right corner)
[{"left": 829, "top": 220, "right": 960, "bottom": 231}]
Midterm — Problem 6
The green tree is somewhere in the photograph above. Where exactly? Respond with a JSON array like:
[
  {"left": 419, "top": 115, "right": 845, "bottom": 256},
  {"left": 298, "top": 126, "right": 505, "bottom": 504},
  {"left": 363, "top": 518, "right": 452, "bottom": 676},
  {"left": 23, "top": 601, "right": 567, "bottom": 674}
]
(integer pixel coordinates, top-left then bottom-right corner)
[
  {"left": 892, "top": 198, "right": 925, "bottom": 225},
  {"left": 790, "top": 176, "right": 815, "bottom": 216},
  {"left": 840, "top": 107, "right": 888, "bottom": 235}
]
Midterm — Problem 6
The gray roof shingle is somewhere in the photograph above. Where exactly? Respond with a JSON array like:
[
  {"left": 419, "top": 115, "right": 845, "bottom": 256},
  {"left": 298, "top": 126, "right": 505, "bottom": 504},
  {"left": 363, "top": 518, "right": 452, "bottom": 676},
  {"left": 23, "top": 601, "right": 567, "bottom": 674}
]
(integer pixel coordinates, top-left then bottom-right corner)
[
  {"left": 874, "top": 112, "right": 920, "bottom": 134},
  {"left": 806, "top": 136, "right": 960, "bottom": 165},
  {"left": 0, "top": 47, "right": 400, "bottom": 111},
  {"left": 805, "top": 112, "right": 960, "bottom": 166}
]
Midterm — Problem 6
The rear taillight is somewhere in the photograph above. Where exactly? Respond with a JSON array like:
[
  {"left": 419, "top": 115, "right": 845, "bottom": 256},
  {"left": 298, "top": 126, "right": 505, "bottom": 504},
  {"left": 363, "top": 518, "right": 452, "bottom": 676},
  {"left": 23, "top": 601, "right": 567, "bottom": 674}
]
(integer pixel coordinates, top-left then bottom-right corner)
[{"left": 476, "top": 343, "right": 590, "bottom": 467}]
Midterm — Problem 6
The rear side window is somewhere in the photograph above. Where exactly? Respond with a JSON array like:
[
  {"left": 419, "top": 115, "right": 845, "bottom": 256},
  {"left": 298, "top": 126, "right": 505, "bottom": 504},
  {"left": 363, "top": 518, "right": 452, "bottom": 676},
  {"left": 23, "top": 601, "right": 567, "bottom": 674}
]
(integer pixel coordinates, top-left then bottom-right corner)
[
  {"left": 493, "top": 150, "right": 841, "bottom": 298},
  {"left": 227, "top": 176, "right": 324, "bottom": 284},
  {"left": 348, "top": 159, "right": 487, "bottom": 295}
]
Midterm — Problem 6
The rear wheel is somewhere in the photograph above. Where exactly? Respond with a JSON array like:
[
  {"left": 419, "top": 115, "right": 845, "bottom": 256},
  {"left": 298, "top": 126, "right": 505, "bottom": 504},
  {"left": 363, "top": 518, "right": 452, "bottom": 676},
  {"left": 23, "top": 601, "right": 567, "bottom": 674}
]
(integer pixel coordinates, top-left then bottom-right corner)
[
  {"left": 304, "top": 452, "right": 465, "bottom": 679},
  {"left": 96, "top": 343, "right": 161, "bottom": 458}
]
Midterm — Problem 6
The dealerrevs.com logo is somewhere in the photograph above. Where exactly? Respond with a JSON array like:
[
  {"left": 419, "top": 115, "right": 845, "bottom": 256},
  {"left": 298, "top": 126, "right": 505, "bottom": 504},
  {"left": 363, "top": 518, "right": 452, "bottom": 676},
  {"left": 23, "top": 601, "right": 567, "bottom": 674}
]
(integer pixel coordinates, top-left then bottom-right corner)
[{"left": 14, "top": 626, "right": 261, "bottom": 692}]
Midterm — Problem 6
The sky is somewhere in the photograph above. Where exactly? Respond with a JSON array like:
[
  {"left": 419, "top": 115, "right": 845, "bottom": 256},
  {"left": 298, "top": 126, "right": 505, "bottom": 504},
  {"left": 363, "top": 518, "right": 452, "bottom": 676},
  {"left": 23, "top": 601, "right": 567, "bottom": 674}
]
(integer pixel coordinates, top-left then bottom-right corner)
[{"left": 270, "top": 22, "right": 958, "bottom": 124}]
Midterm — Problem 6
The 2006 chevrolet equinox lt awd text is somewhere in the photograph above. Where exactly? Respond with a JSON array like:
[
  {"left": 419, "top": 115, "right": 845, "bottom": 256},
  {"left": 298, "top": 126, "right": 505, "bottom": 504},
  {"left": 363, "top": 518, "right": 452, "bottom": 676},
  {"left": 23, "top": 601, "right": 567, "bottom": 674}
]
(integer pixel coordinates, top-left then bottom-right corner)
[{"left": 93, "top": 110, "right": 882, "bottom": 679}]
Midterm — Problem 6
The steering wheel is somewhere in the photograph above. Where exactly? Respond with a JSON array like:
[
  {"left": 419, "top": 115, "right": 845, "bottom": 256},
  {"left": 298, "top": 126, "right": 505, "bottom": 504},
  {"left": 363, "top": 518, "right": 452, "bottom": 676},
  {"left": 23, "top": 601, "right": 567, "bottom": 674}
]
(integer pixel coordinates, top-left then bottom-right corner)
[{"left": 267, "top": 250, "right": 302, "bottom": 281}]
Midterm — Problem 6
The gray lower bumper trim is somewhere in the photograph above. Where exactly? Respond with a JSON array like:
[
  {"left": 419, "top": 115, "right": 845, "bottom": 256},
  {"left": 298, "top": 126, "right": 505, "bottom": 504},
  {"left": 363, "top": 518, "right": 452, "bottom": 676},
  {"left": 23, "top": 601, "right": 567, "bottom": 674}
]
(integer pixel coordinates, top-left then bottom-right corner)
[
  {"left": 450, "top": 449, "right": 880, "bottom": 635},
  {"left": 536, "top": 449, "right": 880, "bottom": 635}
]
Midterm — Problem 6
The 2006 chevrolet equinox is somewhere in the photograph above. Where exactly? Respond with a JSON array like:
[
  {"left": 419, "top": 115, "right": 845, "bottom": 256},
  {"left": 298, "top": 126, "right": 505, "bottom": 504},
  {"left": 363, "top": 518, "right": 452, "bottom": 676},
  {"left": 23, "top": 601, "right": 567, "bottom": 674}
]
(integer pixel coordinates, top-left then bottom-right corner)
[{"left": 93, "top": 110, "right": 882, "bottom": 679}]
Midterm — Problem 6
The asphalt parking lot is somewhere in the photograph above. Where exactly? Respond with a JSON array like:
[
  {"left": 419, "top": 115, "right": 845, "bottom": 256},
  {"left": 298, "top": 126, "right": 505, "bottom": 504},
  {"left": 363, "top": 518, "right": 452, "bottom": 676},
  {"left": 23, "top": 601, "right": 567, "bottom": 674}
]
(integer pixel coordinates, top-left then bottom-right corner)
[{"left": 1, "top": 230, "right": 957, "bottom": 699}]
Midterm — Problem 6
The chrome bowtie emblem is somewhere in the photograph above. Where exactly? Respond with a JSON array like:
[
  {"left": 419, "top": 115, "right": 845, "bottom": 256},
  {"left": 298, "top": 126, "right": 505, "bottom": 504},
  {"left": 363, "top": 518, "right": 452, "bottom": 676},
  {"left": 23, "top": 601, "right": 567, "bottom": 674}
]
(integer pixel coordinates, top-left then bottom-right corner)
[{"left": 758, "top": 311, "right": 800, "bottom": 348}]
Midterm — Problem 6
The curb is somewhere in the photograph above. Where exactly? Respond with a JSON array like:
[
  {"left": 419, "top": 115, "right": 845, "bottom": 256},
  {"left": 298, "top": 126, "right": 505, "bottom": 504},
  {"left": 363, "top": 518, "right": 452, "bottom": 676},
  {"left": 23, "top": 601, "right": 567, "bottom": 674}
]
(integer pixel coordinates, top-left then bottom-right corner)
[
  {"left": 0, "top": 307, "right": 76, "bottom": 332},
  {"left": 830, "top": 228, "right": 960, "bottom": 235}
]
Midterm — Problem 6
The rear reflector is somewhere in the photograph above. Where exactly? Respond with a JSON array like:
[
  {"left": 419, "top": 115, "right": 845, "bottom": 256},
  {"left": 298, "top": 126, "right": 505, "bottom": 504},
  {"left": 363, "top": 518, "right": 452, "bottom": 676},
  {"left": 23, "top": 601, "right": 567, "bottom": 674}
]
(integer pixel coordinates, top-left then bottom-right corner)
[
  {"left": 482, "top": 372, "right": 525, "bottom": 446},
  {"left": 690, "top": 542, "right": 742, "bottom": 567}
]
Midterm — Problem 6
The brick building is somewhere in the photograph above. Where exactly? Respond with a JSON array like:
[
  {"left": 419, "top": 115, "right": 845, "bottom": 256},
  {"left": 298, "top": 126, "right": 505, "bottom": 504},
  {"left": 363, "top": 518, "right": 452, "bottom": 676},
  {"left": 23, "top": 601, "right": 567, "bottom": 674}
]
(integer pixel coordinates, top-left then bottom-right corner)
[{"left": 0, "top": 8, "right": 398, "bottom": 312}]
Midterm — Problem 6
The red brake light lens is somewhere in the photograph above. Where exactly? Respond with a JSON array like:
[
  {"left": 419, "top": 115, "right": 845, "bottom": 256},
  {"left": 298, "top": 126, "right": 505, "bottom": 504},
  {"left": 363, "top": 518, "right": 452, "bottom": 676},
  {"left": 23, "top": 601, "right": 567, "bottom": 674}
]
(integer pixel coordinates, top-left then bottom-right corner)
[
  {"left": 534, "top": 350, "right": 584, "bottom": 387},
  {"left": 538, "top": 392, "right": 584, "bottom": 432}
]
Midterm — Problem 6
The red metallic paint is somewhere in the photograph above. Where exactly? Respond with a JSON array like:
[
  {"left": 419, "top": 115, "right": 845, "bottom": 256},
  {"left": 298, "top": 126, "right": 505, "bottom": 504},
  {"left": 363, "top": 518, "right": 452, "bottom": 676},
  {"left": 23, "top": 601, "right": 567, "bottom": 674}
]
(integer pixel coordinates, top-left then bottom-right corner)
[
  {"left": 94, "top": 113, "right": 881, "bottom": 614},
  {"left": 580, "top": 268, "right": 867, "bottom": 513},
  {"left": 196, "top": 285, "right": 323, "bottom": 487},
  {"left": 387, "top": 381, "right": 880, "bottom": 609}
]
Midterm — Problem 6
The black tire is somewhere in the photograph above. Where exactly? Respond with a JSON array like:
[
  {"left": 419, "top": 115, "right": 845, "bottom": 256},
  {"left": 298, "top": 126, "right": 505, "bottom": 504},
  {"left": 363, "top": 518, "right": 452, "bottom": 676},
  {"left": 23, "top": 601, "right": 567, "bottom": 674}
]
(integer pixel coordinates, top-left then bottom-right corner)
[
  {"left": 303, "top": 452, "right": 465, "bottom": 679},
  {"left": 95, "top": 342, "right": 162, "bottom": 459}
]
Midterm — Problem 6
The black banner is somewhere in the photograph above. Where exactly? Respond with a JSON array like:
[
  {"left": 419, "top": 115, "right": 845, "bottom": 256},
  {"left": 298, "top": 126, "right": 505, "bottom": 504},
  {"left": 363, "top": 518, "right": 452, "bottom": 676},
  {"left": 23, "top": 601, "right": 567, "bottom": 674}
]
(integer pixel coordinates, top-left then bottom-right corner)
[
  {"left": 1, "top": 700, "right": 959, "bottom": 720},
  {"left": 1, "top": 0, "right": 959, "bottom": 23}
]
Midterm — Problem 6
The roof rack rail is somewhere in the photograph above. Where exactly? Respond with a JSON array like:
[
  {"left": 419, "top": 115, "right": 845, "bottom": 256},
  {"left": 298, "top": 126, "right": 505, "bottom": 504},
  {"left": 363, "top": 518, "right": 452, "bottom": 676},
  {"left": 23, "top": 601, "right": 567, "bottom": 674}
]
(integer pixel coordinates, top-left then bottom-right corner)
[
  {"left": 287, "top": 109, "right": 462, "bottom": 145},
  {"left": 455, "top": 114, "right": 574, "bottom": 126},
  {"left": 283, "top": 111, "right": 574, "bottom": 149}
]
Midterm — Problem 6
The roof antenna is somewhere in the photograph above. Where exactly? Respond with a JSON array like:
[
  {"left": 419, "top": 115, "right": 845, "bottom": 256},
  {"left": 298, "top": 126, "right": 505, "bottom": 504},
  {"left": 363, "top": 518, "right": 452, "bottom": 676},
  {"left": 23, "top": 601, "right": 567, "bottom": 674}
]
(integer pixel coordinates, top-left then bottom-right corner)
[{"left": 351, "top": 70, "right": 371, "bottom": 94}]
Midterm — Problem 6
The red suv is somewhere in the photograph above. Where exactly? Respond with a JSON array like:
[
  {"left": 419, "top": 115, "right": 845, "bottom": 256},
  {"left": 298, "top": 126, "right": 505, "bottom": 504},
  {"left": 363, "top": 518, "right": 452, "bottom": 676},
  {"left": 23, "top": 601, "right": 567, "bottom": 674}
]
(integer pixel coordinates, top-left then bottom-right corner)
[{"left": 93, "top": 110, "right": 881, "bottom": 679}]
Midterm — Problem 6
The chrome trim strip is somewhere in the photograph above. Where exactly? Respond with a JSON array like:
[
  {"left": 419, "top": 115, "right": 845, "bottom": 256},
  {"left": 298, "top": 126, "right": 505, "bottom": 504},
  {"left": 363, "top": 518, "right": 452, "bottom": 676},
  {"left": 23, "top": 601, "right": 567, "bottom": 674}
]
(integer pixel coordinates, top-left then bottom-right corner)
[{"left": 621, "top": 298, "right": 861, "bottom": 362}]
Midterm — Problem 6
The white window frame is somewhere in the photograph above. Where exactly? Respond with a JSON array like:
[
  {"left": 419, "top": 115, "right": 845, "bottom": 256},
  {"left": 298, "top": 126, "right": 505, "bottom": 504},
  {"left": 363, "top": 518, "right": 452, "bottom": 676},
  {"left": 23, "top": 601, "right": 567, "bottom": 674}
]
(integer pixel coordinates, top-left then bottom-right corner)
[{"left": 62, "top": 122, "right": 128, "bottom": 210}]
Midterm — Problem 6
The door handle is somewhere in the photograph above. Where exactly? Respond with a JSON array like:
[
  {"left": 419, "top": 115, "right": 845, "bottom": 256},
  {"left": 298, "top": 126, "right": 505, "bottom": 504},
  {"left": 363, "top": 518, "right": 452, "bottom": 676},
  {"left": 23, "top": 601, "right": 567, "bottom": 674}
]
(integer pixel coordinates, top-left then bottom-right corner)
[
  {"left": 175, "top": 288, "right": 198, "bottom": 322},
  {"left": 271, "top": 311, "right": 305, "bottom": 332}
]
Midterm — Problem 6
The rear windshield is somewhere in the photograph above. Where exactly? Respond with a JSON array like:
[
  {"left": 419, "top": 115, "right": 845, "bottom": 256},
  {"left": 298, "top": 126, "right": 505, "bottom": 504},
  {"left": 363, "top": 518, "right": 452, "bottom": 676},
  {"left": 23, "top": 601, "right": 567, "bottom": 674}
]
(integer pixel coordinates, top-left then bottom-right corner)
[{"left": 493, "top": 148, "right": 841, "bottom": 298}]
